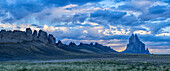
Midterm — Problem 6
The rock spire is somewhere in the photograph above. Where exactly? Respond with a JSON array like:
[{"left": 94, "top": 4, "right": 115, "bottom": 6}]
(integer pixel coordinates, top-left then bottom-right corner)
[{"left": 122, "top": 34, "right": 150, "bottom": 54}]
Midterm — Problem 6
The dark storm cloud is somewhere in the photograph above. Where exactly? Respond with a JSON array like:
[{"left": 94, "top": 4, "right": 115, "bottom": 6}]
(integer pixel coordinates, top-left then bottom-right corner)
[
  {"left": 0, "top": 0, "right": 44, "bottom": 23},
  {"left": 90, "top": 10, "right": 127, "bottom": 19},
  {"left": 89, "top": 10, "right": 142, "bottom": 27},
  {"left": 117, "top": 0, "right": 152, "bottom": 12},
  {"left": 164, "top": 0, "right": 170, "bottom": 3},
  {"left": 144, "top": 20, "right": 170, "bottom": 34},
  {"left": 43, "top": 0, "right": 102, "bottom": 6},
  {"left": 139, "top": 5, "right": 170, "bottom": 21},
  {"left": 30, "top": 24, "right": 43, "bottom": 28},
  {"left": 115, "top": 0, "right": 170, "bottom": 21},
  {"left": 112, "top": 15, "right": 144, "bottom": 26},
  {"left": 89, "top": 10, "right": 135, "bottom": 27},
  {"left": 138, "top": 35, "right": 170, "bottom": 42},
  {"left": 51, "top": 13, "right": 89, "bottom": 25},
  {"left": 54, "top": 24, "right": 97, "bottom": 28},
  {"left": 149, "top": 6, "right": 166, "bottom": 14},
  {"left": 0, "top": 0, "right": 102, "bottom": 23},
  {"left": 31, "top": 24, "right": 39, "bottom": 26}
]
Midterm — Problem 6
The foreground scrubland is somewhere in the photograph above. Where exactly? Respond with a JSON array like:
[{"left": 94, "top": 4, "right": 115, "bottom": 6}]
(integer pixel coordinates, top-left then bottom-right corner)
[{"left": 0, "top": 59, "right": 169, "bottom": 71}]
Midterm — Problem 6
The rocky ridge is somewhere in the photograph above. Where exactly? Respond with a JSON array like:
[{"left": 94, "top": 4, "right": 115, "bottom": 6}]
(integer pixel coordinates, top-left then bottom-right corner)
[
  {"left": 0, "top": 28, "right": 151, "bottom": 60},
  {"left": 0, "top": 28, "right": 56, "bottom": 44},
  {"left": 0, "top": 28, "right": 117, "bottom": 60}
]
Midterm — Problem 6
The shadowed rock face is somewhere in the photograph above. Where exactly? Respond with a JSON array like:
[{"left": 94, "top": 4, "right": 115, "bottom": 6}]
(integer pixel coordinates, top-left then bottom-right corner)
[
  {"left": 0, "top": 29, "right": 29, "bottom": 43},
  {"left": 56, "top": 40, "right": 63, "bottom": 46},
  {"left": 26, "top": 28, "right": 33, "bottom": 41},
  {"left": 48, "top": 34, "right": 56, "bottom": 45},
  {"left": 37, "top": 30, "right": 49, "bottom": 43},
  {"left": 122, "top": 34, "right": 150, "bottom": 54},
  {"left": 0, "top": 28, "right": 118, "bottom": 60},
  {"left": 0, "top": 28, "right": 56, "bottom": 44},
  {"left": 145, "top": 48, "right": 150, "bottom": 54},
  {"left": 69, "top": 42, "right": 77, "bottom": 47},
  {"left": 33, "top": 30, "right": 38, "bottom": 41}
]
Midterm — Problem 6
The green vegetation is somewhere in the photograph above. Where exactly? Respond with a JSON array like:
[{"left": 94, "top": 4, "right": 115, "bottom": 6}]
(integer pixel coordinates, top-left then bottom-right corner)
[{"left": 0, "top": 59, "right": 169, "bottom": 71}]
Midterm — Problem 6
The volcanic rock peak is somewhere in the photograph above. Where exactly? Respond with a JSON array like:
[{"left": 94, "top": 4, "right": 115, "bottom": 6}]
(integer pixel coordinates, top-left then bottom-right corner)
[{"left": 123, "top": 34, "right": 150, "bottom": 54}]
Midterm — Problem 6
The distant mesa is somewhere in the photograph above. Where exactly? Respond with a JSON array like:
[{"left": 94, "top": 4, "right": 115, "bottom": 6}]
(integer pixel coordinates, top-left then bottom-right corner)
[{"left": 122, "top": 34, "right": 150, "bottom": 54}]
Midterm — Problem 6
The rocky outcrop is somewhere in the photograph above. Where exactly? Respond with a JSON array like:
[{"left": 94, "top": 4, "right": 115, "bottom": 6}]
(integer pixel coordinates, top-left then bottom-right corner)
[
  {"left": 56, "top": 40, "right": 63, "bottom": 46},
  {"left": 94, "top": 42, "right": 103, "bottom": 47},
  {"left": 32, "top": 30, "right": 38, "bottom": 41},
  {"left": 48, "top": 34, "right": 56, "bottom": 45},
  {"left": 69, "top": 42, "right": 77, "bottom": 47},
  {"left": 90, "top": 42, "right": 93, "bottom": 45},
  {"left": 0, "top": 28, "right": 57, "bottom": 44},
  {"left": 122, "top": 34, "right": 150, "bottom": 54},
  {"left": 0, "top": 28, "right": 124, "bottom": 60},
  {"left": 37, "top": 30, "right": 49, "bottom": 43},
  {"left": 145, "top": 48, "right": 150, "bottom": 54},
  {"left": 12, "top": 30, "right": 27, "bottom": 41},
  {"left": 26, "top": 28, "right": 33, "bottom": 41},
  {"left": 0, "top": 29, "right": 29, "bottom": 43},
  {"left": 76, "top": 42, "right": 117, "bottom": 53}
]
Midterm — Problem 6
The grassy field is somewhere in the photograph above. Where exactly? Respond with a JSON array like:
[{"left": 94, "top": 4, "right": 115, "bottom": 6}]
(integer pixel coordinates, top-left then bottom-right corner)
[{"left": 0, "top": 59, "right": 170, "bottom": 71}]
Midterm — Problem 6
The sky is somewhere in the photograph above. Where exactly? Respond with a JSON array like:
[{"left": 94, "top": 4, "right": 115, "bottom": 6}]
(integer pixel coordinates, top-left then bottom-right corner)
[{"left": 0, "top": 0, "right": 170, "bottom": 54}]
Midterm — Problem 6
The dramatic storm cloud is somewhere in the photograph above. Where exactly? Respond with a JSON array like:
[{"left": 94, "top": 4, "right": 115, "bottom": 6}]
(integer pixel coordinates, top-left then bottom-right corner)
[{"left": 0, "top": 0, "right": 170, "bottom": 54}]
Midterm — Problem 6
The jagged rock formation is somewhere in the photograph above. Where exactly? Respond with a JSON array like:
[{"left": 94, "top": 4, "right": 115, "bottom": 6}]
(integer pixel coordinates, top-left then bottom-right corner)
[
  {"left": 56, "top": 41, "right": 117, "bottom": 54},
  {"left": 37, "top": 30, "right": 49, "bottom": 43},
  {"left": 48, "top": 34, "right": 56, "bottom": 45},
  {"left": 69, "top": 42, "right": 77, "bottom": 47},
  {"left": 122, "top": 34, "right": 150, "bottom": 54},
  {"left": 0, "top": 29, "right": 31, "bottom": 43},
  {"left": 0, "top": 28, "right": 117, "bottom": 60},
  {"left": 32, "top": 30, "right": 38, "bottom": 41},
  {"left": 0, "top": 28, "right": 56, "bottom": 44},
  {"left": 145, "top": 48, "right": 150, "bottom": 54},
  {"left": 26, "top": 28, "right": 33, "bottom": 41},
  {"left": 54, "top": 40, "right": 117, "bottom": 54},
  {"left": 56, "top": 40, "right": 63, "bottom": 46}
]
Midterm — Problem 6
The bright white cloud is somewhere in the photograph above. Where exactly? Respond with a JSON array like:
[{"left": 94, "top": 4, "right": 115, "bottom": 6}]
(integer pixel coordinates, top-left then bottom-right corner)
[
  {"left": 83, "top": 30, "right": 88, "bottom": 34},
  {"left": 162, "top": 26, "right": 170, "bottom": 32},
  {"left": 43, "top": 25, "right": 56, "bottom": 32},
  {"left": 134, "top": 30, "right": 151, "bottom": 35},
  {"left": 156, "top": 33, "right": 170, "bottom": 36},
  {"left": 103, "top": 25, "right": 130, "bottom": 35}
]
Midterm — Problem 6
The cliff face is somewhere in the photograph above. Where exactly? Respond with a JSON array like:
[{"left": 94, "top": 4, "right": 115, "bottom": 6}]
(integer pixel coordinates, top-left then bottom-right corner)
[
  {"left": 37, "top": 30, "right": 49, "bottom": 43},
  {"left": 122, "top": 34, "right": 150, "bottom": 54},
  {"left": 0, "top": 28, "right": 56, "bottom": 44},
  {"left": 0, "top": 30, "right": 30, "bottom": 43}
]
